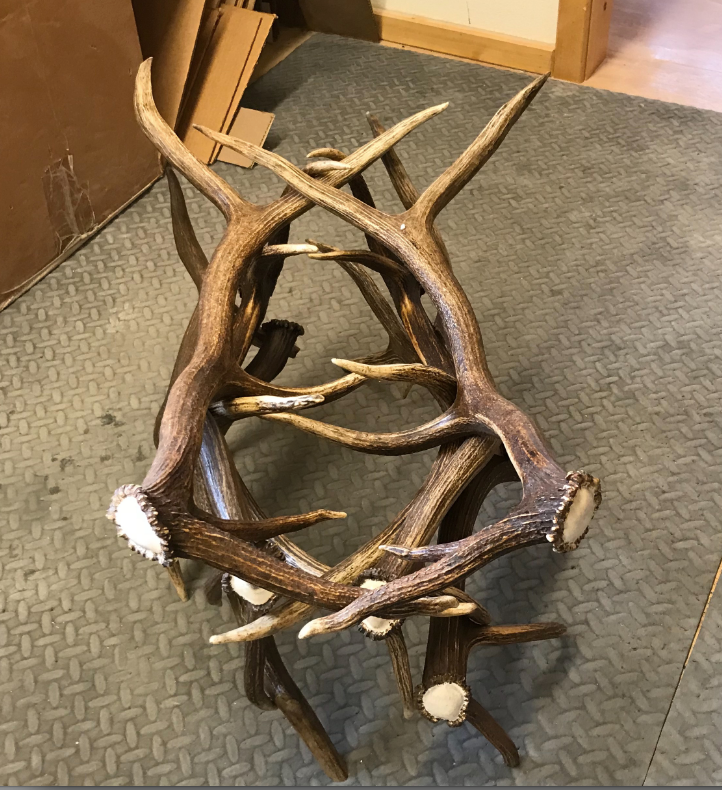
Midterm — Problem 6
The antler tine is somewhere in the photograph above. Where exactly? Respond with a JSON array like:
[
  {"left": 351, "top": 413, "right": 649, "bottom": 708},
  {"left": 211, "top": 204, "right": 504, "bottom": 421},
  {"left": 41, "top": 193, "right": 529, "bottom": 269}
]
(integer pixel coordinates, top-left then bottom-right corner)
[
  {"left": 386, "top": 630, "right": 416, "bottom": 718},
  {"left": 184, "top": 508, "right": 347, "bottom": 542},
  {"left": 166, "top": 167, "right": 209, "bottom": 290},
  {"left": 263, "top": 638, "right": 350, "bottom": 780},
  {"left": 261, "top": 409, "right": 473, "bottom": 456},
  {"left": 308, "top": 247, "right": 407, "bottom": 280},
  {"left": 225, "top": 367, "right": 369, "bottom": 405},
  {"left": 135, "top": 59, "right": 249, "bottom": 220},
  {"left": 331, "top": 358, "right": 456, "bottom": 400},
  {"left": 261, "top": 243, "right": 319, "bottom": 256},
  {"left": 210, "top": 393, "right": 324, "bottom": 420},
  {"left": 412, "top": 73, "right": 549, "bottom": 224},
  {"left": 366, "top": 113, "right": 419, "bottom": 210},
  {"left": 299, "top": 598, "right": 476, "bottom": 640},
  {"left": 151, "top": 166, "right": 209, "bottom": 442},
  {"left": 302, "top": 159, "right": 350, "bottom": 175},
  {"left": 307, "top": 146, "right": 347, "bottom": 160},
  {"left": 367, "top": 113, "right": 453, "bottom": 268},
  {"left": 333, "top": 261, "right": 418, "bottom": 362}
]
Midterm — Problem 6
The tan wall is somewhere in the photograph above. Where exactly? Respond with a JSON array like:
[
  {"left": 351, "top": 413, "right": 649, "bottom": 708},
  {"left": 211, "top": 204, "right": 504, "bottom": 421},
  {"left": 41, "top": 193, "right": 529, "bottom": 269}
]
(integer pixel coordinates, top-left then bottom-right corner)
[{"left": 371, "top": 0, "right": 559, "bottom": 44}]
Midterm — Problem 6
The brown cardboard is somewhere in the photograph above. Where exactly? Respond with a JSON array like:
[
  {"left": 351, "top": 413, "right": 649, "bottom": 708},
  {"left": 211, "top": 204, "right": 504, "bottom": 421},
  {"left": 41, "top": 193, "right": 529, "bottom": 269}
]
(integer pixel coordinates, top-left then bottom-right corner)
[
  {"left": 178, "top": 6, "right": 273, "bottom": 163},
  {"left": 299, "top": 0, "right": 378, "bottom": 40},
  {"left": 131, "top": 0, "right": 207, "bottom": 129},
  {"left": 211, "top": 10, "right": 275, "bottom": 162},
  {"left": 178, "top": 6, "right": 223, "bottom": 126},
  {"left": 217, "top": 108, "right": 275, "bottom": 167},
  {"left": 0, "top": 0, "right": 160, "bottom": 309}
]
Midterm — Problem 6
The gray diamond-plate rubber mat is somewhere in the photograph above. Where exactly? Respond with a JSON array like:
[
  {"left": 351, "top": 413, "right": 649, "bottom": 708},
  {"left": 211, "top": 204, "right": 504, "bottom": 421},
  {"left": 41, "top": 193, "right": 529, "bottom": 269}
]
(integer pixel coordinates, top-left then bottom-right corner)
[
  {"left": 645, "top": 574, "right": 722, "bottom": 786},
  {"left": 2, "top": 33, "right": 722, "bottom": 786}
]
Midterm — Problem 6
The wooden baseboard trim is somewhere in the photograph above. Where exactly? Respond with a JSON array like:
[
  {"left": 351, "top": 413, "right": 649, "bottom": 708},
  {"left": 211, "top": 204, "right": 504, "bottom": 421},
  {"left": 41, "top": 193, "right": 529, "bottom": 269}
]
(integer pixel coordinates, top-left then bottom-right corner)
[{"left": 373, "top": 10, "right": 554, "bottom": 74}]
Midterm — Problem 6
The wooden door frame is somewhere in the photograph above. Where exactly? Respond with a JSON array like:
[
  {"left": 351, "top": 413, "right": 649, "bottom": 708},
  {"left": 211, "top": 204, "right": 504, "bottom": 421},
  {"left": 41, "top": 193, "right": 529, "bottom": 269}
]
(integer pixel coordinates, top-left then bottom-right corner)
[
  {"left": 553, "top": 0, "right": 614, "bottom": 82},
  {"left": 258, "top": 0, "right": 615, "bottom": 85}
]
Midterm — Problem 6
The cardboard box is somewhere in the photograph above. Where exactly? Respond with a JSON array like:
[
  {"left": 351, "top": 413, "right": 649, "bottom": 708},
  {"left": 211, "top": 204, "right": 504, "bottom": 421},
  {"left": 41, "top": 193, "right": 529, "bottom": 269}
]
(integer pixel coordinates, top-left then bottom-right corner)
[{"left": 0, "top": 0, "right": 161, "bottom": 310}]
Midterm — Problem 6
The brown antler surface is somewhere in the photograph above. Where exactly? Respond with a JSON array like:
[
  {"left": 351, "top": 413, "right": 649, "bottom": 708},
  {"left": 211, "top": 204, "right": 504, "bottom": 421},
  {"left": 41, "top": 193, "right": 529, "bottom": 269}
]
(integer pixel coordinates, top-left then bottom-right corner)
[{"left": 106, "top": 59, "right": 602, "bottom": 777}]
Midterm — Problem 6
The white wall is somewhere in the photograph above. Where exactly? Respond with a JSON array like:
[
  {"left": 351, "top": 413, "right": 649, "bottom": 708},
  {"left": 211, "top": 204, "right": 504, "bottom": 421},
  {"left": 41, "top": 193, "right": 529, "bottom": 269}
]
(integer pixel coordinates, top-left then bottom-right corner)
[{"left": 371, "top": 0, "right": 560, "bottom": 45}]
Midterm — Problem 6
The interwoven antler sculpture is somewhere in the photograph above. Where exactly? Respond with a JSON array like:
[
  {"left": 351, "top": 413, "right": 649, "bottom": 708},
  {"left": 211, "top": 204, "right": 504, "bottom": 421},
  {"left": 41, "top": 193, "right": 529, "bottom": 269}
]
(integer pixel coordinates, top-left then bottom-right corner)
[{"left": 107, "top": 59, "right": 602, "bottom": 778}]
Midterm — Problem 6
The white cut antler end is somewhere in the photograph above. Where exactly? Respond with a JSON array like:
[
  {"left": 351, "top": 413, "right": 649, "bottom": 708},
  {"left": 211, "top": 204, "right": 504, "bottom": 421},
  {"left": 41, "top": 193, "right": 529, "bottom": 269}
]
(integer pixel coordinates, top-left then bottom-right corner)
[
  {"left": 357, "top": 578, "right": 399, "bottom": 640},
  {"left": 547, "top": 472, "right": 601, "bottom": 552},
  {"left": 107, "top": 484, "right": 172, "bottom": 566},
  {"left": 419, "top": 681, "right": 470, "bottom": 726},
  {"left": 228, "top": 575, "right": 275, "bottom": 606}
]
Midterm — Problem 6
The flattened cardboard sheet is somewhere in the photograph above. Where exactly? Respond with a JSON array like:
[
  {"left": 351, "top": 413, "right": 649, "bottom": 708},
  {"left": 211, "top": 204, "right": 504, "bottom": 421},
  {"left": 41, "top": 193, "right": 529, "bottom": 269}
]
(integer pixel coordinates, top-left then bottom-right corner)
[
  {"left": 178, "top": 6, "right": 273, "bottom": 163},
  {"left": 211, "top": 11, "right": 274, "bottom": 161},
  {"left": 131, "top": 0, "right": 207, "bottom": 129},
  {"left": 217, "top": 108, "right": 275, "bottom": 167}
]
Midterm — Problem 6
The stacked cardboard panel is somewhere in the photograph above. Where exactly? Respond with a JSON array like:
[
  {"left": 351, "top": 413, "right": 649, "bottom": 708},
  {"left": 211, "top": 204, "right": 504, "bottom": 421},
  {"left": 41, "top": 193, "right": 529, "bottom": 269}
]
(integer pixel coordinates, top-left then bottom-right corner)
[
  {"left": 134, "top": 0, "right": 276, "bottom": 166},
  {"left": 133, "top": 0, "right": 379, "bottom": 166},
  {"left": 179, "top": 5, "right": 275, "bottom": 162}
]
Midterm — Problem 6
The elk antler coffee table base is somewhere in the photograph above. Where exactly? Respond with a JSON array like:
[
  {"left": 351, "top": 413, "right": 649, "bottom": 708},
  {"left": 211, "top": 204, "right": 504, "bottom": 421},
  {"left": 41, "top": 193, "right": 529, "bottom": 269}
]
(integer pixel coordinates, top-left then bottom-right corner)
[{"left": 106, "top": 60, "right": 602, "bottom": 779}]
